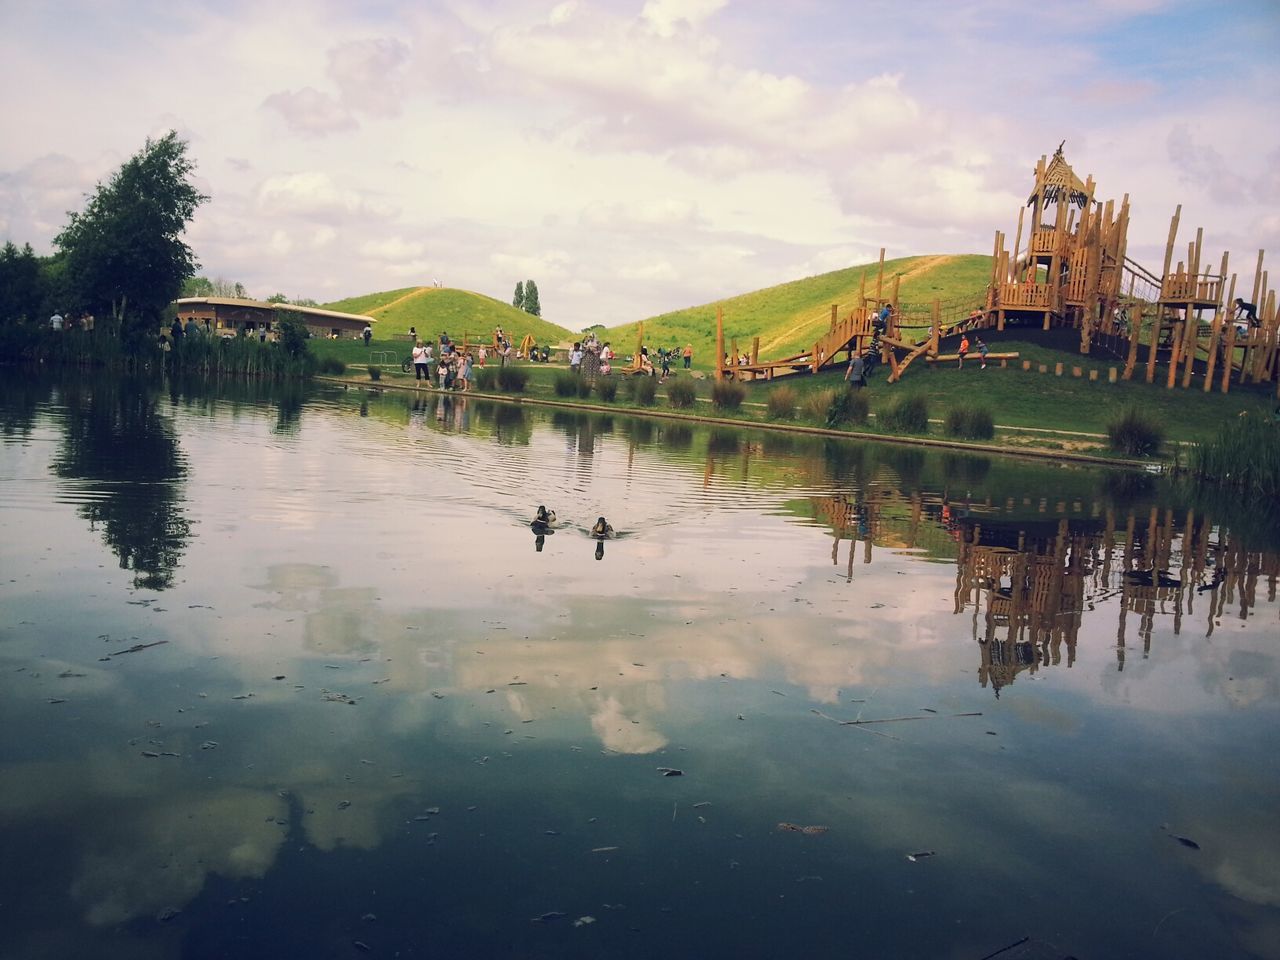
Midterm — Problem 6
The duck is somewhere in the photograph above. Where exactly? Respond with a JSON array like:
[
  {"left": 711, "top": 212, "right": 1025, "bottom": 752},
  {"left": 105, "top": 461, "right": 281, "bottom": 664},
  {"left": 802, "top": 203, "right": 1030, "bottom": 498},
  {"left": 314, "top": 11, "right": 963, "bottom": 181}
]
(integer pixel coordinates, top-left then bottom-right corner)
[
  {"left": 533, "top": 505, "right": 558, "bottom": 526},
  {"left": 590, "top": 516, "right": 615, "bottom": 539}
]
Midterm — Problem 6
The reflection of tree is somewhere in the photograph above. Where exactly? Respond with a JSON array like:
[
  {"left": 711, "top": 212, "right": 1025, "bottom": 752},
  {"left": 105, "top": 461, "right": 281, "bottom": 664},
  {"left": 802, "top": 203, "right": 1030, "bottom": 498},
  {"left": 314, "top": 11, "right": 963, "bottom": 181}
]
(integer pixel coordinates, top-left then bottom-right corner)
[
  {"left": 53, "top": 376, "right": 190, "bottom": 590},
  {"left": 0, "top": 375, "right": 47, "bottom": 440}
]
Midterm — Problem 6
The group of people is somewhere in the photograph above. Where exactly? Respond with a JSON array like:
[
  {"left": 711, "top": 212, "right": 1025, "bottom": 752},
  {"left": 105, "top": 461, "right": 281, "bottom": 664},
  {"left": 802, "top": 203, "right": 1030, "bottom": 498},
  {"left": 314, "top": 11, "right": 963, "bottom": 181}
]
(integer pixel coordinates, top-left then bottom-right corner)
[
  {"left": 411, "top": 332, "right": 478, "bottom": 391},
  {"left": 49, "top": 311, "right": 94, "bottom": 332}
]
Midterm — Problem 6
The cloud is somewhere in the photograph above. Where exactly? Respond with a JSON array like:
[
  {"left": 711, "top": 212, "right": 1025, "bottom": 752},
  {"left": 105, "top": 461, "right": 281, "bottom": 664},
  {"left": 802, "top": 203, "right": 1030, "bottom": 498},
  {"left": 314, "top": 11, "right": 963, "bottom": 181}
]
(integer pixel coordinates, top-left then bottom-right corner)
[
  {"left": 261, "top": 87, "right": 357, "bottom": 137},
  {"left": 255, "top": 171, "right": 384, "bottom": 219},
  {"left": 640, "top": 0, "right": 728, "bottom": 38},
  {"left": 327, "top": 37, "right": 412, "bottom": 118}
]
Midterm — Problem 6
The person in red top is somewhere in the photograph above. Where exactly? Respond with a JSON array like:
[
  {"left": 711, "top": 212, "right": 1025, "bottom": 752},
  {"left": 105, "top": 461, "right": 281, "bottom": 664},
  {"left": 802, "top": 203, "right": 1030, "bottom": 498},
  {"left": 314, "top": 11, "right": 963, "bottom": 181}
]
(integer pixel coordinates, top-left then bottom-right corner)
[{"left": 957, "top": 335, "right": 970, "bottom": 369}]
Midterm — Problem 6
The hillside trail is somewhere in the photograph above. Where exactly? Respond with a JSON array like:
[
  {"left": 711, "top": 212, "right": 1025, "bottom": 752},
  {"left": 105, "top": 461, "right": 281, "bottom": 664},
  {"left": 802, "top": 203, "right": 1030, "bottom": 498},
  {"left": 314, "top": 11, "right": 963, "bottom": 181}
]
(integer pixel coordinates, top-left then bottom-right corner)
[
  {"left": 756, "top": 255, "right": 956, "bottom": 356},
  {"left": 371, "top": 286, "right": 437, "bottom": 317}
]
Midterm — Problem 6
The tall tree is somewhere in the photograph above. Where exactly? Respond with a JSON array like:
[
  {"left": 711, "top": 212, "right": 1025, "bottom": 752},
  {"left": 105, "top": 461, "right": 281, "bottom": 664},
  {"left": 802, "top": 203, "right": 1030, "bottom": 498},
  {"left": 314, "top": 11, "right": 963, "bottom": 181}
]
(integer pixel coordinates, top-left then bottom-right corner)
[
  {"left": 512, "top": 281, "right": 524, "bottom": 311},
  {"left": 55, "top": 130, "right": 208, "bottom": 347},
  {"left": 523, "top": 279, "right": 540, "bottom": 317},
  {"left": 0, "top": 242, "right": 44, "bottom": 323}
]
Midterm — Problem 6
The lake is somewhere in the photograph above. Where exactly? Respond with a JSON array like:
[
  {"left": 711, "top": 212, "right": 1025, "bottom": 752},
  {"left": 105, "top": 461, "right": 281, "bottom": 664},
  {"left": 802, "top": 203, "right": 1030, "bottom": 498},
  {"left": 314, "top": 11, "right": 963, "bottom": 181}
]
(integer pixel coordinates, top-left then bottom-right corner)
[{"left": 1, "top": 370, "right": 1277, "bottom": 960}]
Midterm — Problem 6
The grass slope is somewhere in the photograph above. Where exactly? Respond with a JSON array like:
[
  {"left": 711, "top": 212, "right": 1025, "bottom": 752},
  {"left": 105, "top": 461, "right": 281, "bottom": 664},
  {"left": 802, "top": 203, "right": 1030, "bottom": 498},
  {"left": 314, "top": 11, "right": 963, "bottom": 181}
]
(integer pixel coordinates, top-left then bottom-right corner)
[
  {"left": 602, "top": 254, "right": 990, "bottom": 365},
  {"left": 323, "top": 287, "right": 573, "bottom": 346}
]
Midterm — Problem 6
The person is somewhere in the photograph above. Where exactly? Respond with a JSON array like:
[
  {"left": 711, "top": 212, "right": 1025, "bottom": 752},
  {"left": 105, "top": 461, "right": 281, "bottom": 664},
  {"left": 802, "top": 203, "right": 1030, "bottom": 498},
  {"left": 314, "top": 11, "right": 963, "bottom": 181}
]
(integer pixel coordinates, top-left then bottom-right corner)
[
  {"left": 460, "top": 352, "right": 474, "bottom": 391},
  {"left": 601, "top": 341, "right": 614, "bottom": 364},
  {"left": 1234, "top": 298, "right": 1259, "bottom": 325},
  {"left": 659, "top": 348, "right": 671, "bottom": 381},
  {"left": 478, "top": 345, "right": 487, "bottom": 367},
  {"left": 259, "top": 325, "right": 268, "bottom": 343},
  {"left": 967, "top": 309, "right": 983, "bottom": 329},
  {"left": 412, "top": 340, "right": 430, "bottom": 383},
  {"left": 440, "top": 331, "right": 452, "bottom": 355},
  {"left": 639, "top": 346, "right": 653, "bottom": 376},
  {"left": 50, "top": 311, "right": 64, "bottom": 331},
  {"left": 957, "top": 334, "right": 970, "bottom": 369},
  {"left": 495, "top": 326, "right": 504, "bottom": 347},
  {"left": 683, "top": 344, "right": 693, "bottom": 369},
  {"left": 203, "top": 319, "right": 212, "bottom": 337},
  {"left": 540, "top": 346, "right": 550, "bottom": 363},
  {"left": 569, "top": 342, "right": 583, "bottom": 373},
  {"left": 409, "top": 325, "right": 417, "bottom": 339},
  {"left": 976, "top": 337, "right": 989, "bottom": 369},
  {"left": 442, "top": 355, "right": 455, "bottom": 391},
  {"left": 878, "top": 303, "right": 891, "bottom": 329},
  {"left": 170, "top": 317, "right": 184, "bottom": 343},
  {"left": 845, "top": 352, "right": 866, "bottom": 388},
  {"left": 362, "top": 324, "right": 372, "bottom": 347}
]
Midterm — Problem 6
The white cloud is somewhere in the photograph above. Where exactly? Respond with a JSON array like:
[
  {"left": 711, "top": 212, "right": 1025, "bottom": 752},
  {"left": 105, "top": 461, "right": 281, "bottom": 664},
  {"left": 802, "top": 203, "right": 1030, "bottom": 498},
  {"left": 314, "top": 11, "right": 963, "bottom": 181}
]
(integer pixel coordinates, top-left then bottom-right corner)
[
  {"left": 640, "top": 0, "right": 727, "bottom": 37},
  {"left": 261, "top": 87, "right": 357, "bottom": 136}
]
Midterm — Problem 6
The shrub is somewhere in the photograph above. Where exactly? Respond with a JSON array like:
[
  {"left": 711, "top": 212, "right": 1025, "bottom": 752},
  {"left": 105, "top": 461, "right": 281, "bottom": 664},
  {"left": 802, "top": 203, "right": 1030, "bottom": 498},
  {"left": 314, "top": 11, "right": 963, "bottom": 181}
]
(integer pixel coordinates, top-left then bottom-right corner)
[
  {"left": 1189, "top": 410, "right": 1279, "bottom": 496},
  {"left": 801, "top": 388, "right": 837, "bottom": 423},
  {"left": 766, "top": 385, "right": 796, "bottom": 420},
  {"left": 318, "top": 356, "right": 346, "bottom": 375},
  {"left": 632, "top": 375, "right": 658, "bottom": 405},
  {"left": 827, "top": 387, "right": 869, "bottom": 428},
  {"left": 576, "top": 376, "right": 594, "bottom": 398},
  {"left": 880, "top": 393, "right": 930, "bottom": 433},
  {"left": 710, "top": 379, "right": 746, "bottom": 410},
  {"left": 667, "top": 378, "right": 697, "bottom": 409},
  {"left": 474, "top": 366, "right": 498, "bottom": 391},
  {"left": 944, "top": 405, "right": 996, "bottom": 440},
  {"left": 367, "top": 364, "right": 382, "bottom": 381},
  {"left": 554, "top": 372, "right": 579, "bottom": 396},
  {"left": 1106, "top": 406, "right": 1163, "bottom": 456},
  {"left": 497, "top": 366, "right": 528, "bottom": 392},
  {"left": 595, "top": 377, "right": 618, "bottom": 401}
]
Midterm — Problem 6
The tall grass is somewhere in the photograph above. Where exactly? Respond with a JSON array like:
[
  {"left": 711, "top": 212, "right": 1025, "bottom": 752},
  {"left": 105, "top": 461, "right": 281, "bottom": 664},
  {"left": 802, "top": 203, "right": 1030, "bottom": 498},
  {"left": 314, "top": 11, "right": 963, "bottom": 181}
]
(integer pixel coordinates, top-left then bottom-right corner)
[
  {"left": 595, "top": 377, "right": 618, "bottom": 401},
  {"left": 576, "top": 376, "right": 594, "bottom": 398},
  {"left": 1107, "top": 406, "right": 1163, "bottom": 456},
  {"left": 880, "top": 393, "right": 930, "bottom": 433},
  {"left": 631, "top": 375, "right": 657, "bottom": 406},
  {"left": 826, "top": 387, "right": 869, "bottom": 428},
  {"left": 1189, "top": 410, "right": 1279, "bottom": 496},
  {"left": 710, "top": 379, "right": 746, "bottom": 410},
  {"left": 497, "top": 366, "right": 529, "bottom": 392},
  {"left": 474, "top": 366, "right": 498, "bottom": 391},
  {"left": 944, "top": 405, "right": 995, "bottom": 440},
  {"left": 667, "top": 378, "right": 697, "bottom": 408},
  {"left": 801, "top": 388, "right": 837, "bottom": 423},
  {"left": 766, "top": 385, "right": 797, "bottom": 420},
  {"left": 554, "top": 372, "right": 579, "bottom": 396}
]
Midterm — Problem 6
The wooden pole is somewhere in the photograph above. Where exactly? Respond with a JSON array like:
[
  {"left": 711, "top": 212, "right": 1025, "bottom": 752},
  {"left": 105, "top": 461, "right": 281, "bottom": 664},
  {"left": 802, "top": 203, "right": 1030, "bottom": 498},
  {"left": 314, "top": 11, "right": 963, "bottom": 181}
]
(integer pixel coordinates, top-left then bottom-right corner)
[
  {"left": 751, "top": 335, "right": 760, "bottom": 366},
  {"left": 1204, "top": 253, "right": 1230, "bottom": 391},
  {"left": 1123, "top": 303, "right": 1141, "bottom": 380},
  {"left": 875, "top": 248, "right": 885, "bottom": 305},
  {"left": 714, "top": 308, "right": 724, "bottom": 382},
  {"left": 1161, "top": 206, "right": 1181, "bottom": 299}
]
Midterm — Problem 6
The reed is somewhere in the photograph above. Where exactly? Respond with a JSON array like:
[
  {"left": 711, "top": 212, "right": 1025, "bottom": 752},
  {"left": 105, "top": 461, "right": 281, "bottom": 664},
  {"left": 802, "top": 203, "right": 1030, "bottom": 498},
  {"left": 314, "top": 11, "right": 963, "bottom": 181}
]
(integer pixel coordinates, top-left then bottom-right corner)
[
  {"left": 710, "top": 379, "right": 746, "bottom": 410},
  {"left": 667, "top": 378, "right": 697, "bottom": 409},
  {"left": 1106, "top": 406, "right": 1163, "bottom": 456},
  {"left": 880, "top": 393, "right": 930, "bottom": 433},
  {"left": 765, "top": 384, "right": 796, "bottom": 420},
  {"left": 944, "top": 405, "right": 995, "bottom": 440},
  {"left": 1188, "top": 410, "right": 1280, "bottom": 496}
]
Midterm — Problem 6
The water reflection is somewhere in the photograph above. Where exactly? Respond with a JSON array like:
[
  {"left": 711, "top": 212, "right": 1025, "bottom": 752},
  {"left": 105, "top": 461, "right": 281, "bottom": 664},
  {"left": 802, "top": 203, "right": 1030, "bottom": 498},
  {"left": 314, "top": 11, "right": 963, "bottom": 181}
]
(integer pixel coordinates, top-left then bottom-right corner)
[
  {"left": 52, "top": 376, "right": 191, "bottom": 590},
  {"left": 2, "top": 374, "right": 1278, "bottom": 960}
]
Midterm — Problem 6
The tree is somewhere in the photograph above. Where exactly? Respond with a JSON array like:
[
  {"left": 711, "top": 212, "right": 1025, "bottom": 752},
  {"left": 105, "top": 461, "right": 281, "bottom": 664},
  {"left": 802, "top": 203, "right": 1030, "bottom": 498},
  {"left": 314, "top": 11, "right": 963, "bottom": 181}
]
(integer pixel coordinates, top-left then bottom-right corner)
[
  {"left": 512, "top": 281, "right": 524, "bottom": 311},
  {"left": 0, "top": 242, "right": 44, "bottom": 322},
  {"left": 55, "top": 130, "right": 208, "bottom": 348},
  {"left": 523, "top": 279, "right": 541, "bottom": 317}
]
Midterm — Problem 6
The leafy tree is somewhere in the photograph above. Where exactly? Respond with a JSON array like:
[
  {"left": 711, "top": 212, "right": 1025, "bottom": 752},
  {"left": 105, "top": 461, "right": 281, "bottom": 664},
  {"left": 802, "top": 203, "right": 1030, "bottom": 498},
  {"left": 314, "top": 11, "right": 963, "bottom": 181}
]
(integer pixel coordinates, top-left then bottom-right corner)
[
  {"left": 55, "top": 130, "right": 208, "bottom": 348},
  {"left": 523, "top": 279, "right": 541, "bottom": 317},
  {"left": 266, "top": 292, "right": 289, "bottom": 304},
  {"left": 512, "top": 281, "right": 524, "bottom": 311},
  {"left": 181, "top": 276, "right": 215, "bottom": 298},
  {"left": 0, "top": 242, "right": 44, "bottom": 322}
]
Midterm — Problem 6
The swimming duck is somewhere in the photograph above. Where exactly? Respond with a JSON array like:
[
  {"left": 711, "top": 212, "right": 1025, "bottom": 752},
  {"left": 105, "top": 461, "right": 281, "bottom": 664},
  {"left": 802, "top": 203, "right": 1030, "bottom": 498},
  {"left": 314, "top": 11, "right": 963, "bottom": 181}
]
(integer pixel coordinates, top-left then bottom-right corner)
[
  {"left": 590, "top": 517, "right": 614, "bottom": 539},
  {"left": 533, "top": 505, "right": 558, "bottom": 526}
]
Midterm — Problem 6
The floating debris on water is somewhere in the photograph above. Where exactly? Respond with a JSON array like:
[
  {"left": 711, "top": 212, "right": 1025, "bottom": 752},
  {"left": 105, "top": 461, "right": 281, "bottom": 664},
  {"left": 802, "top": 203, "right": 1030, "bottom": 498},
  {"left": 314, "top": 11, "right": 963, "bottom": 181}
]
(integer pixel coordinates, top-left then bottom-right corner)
[
  {"left": 337, "top": 800, "right": 351, "bottom": 810},
  {"left": 113, "top": 641, "right": 169, "bottom": 656},
  {"left": 592, "top": 846, "right": 619, "bottom": 853},
  {"left": 777, "top": 823, "right": 829, "bottom": 835},
  {"left": 907, "top": 851, "right": 936, "bottom": 862},
  {"left": 573, "top": 916, "right": 596, "bottom": 927},
  {"left": 531, "top": 911, "right": 567, "bottom": 924},
  {"left": 321, "top": 690, "right": 358, "bottom": 705},
  {"left": 657, "top": 767, "right": 683, "bottom": 777}
]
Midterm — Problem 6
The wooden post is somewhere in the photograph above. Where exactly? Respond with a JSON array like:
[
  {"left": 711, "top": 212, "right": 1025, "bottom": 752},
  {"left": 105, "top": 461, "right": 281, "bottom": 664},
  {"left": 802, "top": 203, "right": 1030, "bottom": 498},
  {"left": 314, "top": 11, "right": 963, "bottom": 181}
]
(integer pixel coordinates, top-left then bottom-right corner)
[
  {"left": 931, "top": 300, "right": 940, "bottom": 357},
  {"left": 751, "top": 336, "right": 760, "bottom": 365},
  {"left": 1123, "top": 303, "right": 1141, "bottom": 380},
  {"left": 830, "top": 304, "right": 837, "bottom": 333},
  {"left": 1146, "top": 307, "right": 1161, "bottom": 384},
  {"left": 1206, "top": 266, "right": 1233, "bottom": 392},
  {"left": 1161, "top": 205, "right": 1182, "bottom": 299},
  {"left": 875, "top": 247, "right": 885, "bottom": 305},
  {"left": 714, "top": 309, "right": 724, "bottom": 382},
  {"left": 1220, "top": 312, "right": 1237, "bottom": 394},
  {"left": 1012, "top": 206, "right": 1025, "bottom": 280}
]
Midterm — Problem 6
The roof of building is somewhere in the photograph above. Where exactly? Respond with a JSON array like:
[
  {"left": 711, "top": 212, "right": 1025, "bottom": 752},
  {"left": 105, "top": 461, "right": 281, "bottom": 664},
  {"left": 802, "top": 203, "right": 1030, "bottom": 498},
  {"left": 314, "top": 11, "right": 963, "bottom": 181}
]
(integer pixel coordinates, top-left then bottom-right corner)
[
  {"left": 1027, "top": 143, "right": 1090, "bottom": 210},
  {"left": 173, "top": 297, "right": 375, "bottom": 324}
]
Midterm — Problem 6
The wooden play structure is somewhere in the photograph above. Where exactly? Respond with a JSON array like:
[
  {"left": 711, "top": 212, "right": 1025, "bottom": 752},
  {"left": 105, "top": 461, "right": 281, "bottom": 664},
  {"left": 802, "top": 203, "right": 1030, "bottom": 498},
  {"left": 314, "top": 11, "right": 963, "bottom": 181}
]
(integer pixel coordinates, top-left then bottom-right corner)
[{"left": 712, "top": 143, "right": 1278, "bottom": 394}]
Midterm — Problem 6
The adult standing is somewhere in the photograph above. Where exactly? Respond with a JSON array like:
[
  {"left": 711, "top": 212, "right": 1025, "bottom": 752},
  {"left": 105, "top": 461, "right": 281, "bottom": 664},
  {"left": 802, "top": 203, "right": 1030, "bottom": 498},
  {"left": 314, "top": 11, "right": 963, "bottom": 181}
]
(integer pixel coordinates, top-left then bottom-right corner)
[
  {"left": 185, "top": 316, "right": 200, "bottom": 339},
  {"left": 170, "top": 317, "right": 184, "bottom": 343},
  {"left": 845, "top": 352, "right": 866, "bottom": 389},
  {"left": 50, "top": 311, "right": 64, "bottom": 331},
  {"left": 362, "top": 324, "right": 372, "bottom": 347},
  {"left": 412, "top": 340, "right": 430, "bottom": 384},
  {"left": 683, "top": 344, "right": 692, "bottom": 369}
]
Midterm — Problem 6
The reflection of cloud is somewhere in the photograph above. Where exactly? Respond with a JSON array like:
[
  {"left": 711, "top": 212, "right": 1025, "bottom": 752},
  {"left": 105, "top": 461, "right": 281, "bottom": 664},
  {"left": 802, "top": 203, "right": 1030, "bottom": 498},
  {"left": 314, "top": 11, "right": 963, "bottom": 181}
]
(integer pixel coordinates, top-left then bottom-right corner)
[
  {"left": 71, "top": 790, "right": 286, "bottom": 925},
  {"left": 590, "top": 693, "right": 668, "bottom": 754}
]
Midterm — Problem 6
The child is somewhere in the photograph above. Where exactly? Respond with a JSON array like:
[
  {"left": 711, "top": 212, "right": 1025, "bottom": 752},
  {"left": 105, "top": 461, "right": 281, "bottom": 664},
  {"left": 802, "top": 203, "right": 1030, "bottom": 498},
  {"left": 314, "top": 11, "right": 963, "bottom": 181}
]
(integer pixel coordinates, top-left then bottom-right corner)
[
  {"left": 957, "top": 335, "right": 970, "bottom": 369},
  {"left": 976, "top": 337, "right": 989, "bottom": 369}
]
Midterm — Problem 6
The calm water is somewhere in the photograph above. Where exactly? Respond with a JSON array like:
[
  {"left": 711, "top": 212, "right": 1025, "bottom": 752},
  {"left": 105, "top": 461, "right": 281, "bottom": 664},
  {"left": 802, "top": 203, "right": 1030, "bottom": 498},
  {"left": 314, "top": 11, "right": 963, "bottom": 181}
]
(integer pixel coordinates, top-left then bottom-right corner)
[{"left": 1, "top": 371, "right": 1277, "bottom": 960}]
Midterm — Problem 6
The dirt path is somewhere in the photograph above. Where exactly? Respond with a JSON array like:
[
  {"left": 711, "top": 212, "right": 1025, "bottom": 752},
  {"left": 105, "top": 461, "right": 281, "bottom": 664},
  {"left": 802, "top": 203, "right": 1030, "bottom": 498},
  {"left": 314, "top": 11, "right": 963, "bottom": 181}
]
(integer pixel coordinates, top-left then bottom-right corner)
[
  {"left": 371, "top": 286, "right": 436, "bottom": 317},
  {"left": 757, "top": 255, "right": 956, "bottom": 355}
]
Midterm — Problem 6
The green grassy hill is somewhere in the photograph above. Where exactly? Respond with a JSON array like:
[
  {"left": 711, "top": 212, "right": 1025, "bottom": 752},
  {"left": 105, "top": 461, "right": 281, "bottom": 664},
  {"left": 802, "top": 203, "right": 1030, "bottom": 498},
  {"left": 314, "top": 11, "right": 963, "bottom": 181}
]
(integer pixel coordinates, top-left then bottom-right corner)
[
  {"left": 323, "top": 287, "right": 573, "bottom": 347},
  {"left": 603, "top": 254, "right": 990, "bottom": 363}
]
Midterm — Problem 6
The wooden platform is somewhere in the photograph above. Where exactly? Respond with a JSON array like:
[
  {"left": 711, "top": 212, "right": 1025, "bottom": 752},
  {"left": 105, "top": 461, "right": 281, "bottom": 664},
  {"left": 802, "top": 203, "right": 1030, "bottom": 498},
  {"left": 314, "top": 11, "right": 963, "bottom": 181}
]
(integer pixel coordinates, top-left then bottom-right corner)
[{"left": 926, "top": 352, "right": 1020, "bottom": 363}]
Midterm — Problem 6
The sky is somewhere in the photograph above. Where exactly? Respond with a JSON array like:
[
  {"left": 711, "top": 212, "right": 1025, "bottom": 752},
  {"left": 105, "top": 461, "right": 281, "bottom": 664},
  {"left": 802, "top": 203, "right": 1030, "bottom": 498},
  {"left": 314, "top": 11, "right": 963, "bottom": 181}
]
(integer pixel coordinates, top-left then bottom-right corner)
[{"left": 1, "top": 0, "right": 1277, "bottom": 330}]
